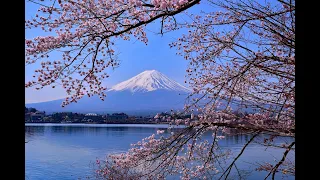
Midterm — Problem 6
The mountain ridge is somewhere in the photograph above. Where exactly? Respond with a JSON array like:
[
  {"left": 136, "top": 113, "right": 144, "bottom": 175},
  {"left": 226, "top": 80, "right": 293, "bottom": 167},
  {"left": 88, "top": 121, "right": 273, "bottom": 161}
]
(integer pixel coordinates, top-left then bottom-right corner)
[{"left": 26, "top": 70, "right": 191, "bottom": 115}]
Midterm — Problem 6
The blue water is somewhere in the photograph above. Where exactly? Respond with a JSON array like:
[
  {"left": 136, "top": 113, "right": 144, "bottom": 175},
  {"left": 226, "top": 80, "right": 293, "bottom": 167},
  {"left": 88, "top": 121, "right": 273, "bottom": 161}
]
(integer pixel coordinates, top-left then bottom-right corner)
[{"left": 25, "top": 124, "right": 294, "bottom": 180}]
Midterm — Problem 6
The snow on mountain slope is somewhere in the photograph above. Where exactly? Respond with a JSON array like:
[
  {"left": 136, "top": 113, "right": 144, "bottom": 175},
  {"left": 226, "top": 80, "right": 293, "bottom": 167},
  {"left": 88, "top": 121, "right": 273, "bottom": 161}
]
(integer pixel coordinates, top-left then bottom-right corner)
[{"left": 109, "top": 70, "right": 191, "bottom": 93}]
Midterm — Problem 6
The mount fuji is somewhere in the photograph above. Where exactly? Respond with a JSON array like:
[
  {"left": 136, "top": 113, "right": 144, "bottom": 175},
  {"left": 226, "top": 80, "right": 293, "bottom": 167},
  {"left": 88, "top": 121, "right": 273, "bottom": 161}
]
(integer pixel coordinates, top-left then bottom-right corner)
[
  {"left": 109, "top": 70, "right": 190, "bottom": 93},
  {"left": 26, "top": 70, "right": 191, "bottom": 115}
]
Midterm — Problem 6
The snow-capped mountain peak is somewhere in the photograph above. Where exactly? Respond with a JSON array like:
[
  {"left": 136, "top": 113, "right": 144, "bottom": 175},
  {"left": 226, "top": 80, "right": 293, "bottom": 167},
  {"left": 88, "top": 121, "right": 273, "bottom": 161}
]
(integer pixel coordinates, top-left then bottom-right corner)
[{"left": 109, "top": 70, "right": 191, "bottom": 93}]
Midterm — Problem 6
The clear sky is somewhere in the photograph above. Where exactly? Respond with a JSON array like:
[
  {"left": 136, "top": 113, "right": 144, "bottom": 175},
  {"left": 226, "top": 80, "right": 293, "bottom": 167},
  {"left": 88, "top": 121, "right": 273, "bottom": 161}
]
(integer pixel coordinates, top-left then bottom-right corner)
[{"left": 25, "top": 1, "right": 215, "bottom": 103}]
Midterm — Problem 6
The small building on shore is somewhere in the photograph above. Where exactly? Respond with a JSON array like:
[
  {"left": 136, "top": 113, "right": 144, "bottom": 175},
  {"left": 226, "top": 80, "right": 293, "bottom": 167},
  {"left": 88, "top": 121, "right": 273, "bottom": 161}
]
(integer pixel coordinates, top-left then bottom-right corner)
[{"left": 83, "top": 113, "right": 101, "bottom": 122}]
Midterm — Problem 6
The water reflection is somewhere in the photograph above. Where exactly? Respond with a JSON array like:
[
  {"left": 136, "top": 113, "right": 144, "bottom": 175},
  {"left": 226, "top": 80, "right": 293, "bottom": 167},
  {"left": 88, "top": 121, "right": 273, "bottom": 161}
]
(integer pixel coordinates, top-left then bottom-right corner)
[
  {"left": 25, "top": 126, "right": 45, "bottom": 136},
  {"left": 25, "top": 124, "right": 294, "bottom": 180}
]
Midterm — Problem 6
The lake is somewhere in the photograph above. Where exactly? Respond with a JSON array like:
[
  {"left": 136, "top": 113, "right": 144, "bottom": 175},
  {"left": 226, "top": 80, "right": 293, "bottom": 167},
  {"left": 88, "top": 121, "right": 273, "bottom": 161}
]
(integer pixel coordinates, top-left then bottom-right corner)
[{"left": 25, "top": 124, "right": 294, "bottom": 180}]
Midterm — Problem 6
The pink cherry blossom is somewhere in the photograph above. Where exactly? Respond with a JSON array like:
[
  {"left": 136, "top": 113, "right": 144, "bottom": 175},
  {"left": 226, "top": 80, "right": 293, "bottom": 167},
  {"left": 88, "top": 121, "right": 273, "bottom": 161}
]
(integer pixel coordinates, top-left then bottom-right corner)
[{"left": 26, "top": 0, "right": 295, "bottom": 179}]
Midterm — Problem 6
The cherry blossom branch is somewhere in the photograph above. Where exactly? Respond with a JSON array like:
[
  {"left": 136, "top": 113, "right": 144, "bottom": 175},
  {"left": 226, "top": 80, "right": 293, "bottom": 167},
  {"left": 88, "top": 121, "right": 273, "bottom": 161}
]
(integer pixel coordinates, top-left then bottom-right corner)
[
  {"left": 219, "top": 132, "right": 259, "bottom": 179},
  {"left": 264, "top": 141, "right": 295, "bottom": 180}
]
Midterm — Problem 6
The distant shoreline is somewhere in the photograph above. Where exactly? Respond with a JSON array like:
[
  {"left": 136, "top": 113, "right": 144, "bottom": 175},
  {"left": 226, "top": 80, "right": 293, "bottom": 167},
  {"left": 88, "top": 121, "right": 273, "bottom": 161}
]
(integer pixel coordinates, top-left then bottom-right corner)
[
  {"left": 25, "top": 123, "right": 186, "bottom": 128},
  {"left": 24, "top": 121, "right": 168, "bottom": 125}
]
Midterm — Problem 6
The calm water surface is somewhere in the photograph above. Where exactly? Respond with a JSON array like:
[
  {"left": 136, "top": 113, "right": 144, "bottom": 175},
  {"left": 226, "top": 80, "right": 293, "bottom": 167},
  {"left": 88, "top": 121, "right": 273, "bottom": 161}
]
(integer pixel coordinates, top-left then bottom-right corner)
[{"left": 25, "top": 124, "right": 294, "bottom": 180}]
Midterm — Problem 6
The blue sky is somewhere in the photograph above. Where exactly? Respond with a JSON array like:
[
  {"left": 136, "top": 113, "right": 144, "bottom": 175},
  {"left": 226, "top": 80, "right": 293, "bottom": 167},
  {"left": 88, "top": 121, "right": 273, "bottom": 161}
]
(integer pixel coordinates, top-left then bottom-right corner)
[
  {"left": 25, "top": 0, "right": 279, "bottom": 103},
  {"left": 25, "top": 1, "right": 215, "bottom": 103}
]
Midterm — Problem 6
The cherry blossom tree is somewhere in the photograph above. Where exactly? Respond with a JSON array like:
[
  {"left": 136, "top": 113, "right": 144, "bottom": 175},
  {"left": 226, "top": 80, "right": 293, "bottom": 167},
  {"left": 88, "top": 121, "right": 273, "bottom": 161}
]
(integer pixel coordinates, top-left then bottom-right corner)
[{"left": 26, "top": 0, "right": 295, "bottom": 179}]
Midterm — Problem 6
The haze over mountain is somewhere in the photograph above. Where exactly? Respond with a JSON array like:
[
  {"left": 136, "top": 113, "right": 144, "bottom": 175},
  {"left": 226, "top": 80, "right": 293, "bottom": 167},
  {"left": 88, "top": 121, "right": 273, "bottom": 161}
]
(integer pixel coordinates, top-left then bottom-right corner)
[{"left": 26, "top": 70, "right": 191, "bottom": 115}]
